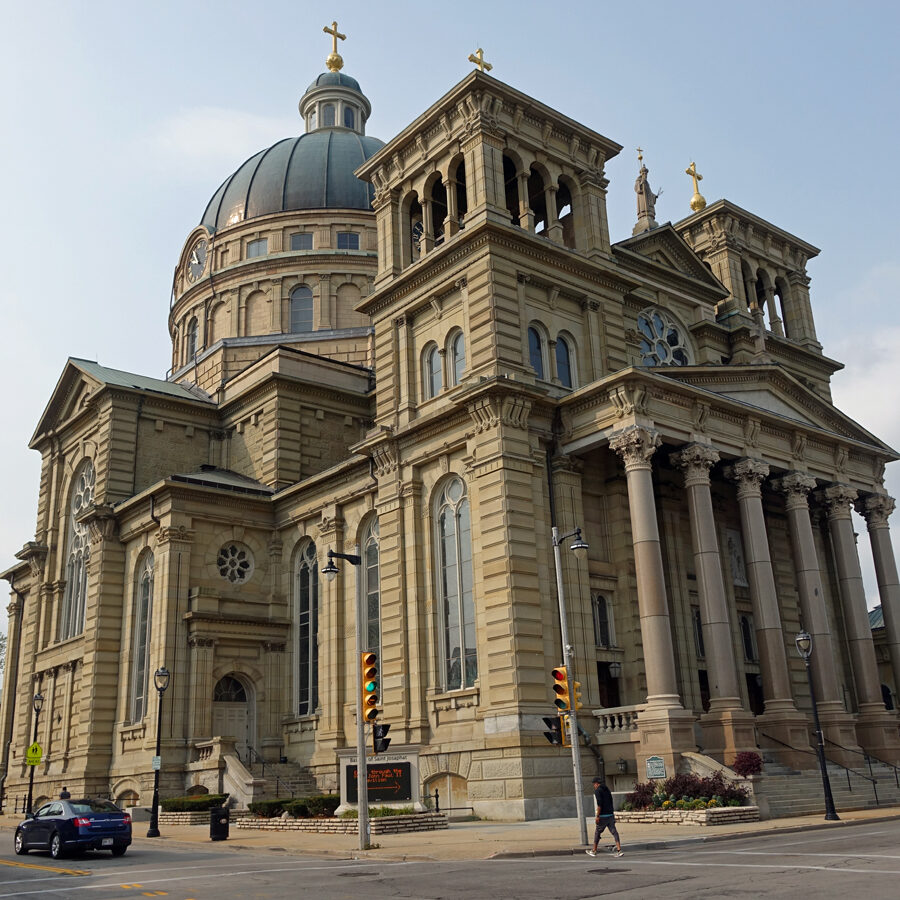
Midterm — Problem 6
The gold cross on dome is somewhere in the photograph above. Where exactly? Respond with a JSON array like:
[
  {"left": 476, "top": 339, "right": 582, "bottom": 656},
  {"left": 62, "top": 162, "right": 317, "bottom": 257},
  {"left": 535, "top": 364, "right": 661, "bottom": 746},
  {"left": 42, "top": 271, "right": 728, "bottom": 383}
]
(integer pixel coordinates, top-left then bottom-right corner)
[
  {"left": 323, "top": 20, "right": 346, "bottom": 54},
  {"left": 468, "top": 48, "right": 493, "bottom": 73},
  {"left": 685, "top": 160, "right": 703, "bottom": 192},
  {"left": 637, "top": 146, "right": 644, "bottom": 165}
]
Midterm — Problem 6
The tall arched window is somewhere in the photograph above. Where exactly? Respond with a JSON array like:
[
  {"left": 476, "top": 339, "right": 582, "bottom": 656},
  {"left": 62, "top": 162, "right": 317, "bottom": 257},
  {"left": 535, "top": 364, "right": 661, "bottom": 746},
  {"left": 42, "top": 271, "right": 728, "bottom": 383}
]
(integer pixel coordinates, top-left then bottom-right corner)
[
  {"left": 295, "top": 542, "right": 319, "bottom": 716},
  {"left": 363, "top": 519, "right": 380, "bottom": 653},
  {"left": 130, "top": 552, "right": 154, "bottom": 722},
  {"left": 436, "top": 478, "right": 477, "bottom": 690},
  {"left": 449, "top": 331, "right": 465, "bottom": 386},
  {"left": 187, "top": 317, "right": 199, "bottom": 359},
  {"left": 343, "top": 106, "right": 355, "bottom": 129},
  {"left": 59, "top": 460, "right": 94, "bottom": 641},
  {"left": 528, "top": 326, "right": 545, "bottom": 379},
  {"left": 556, "top": 336, "right": 573, "bottom": 388},
  {"left": 636, "top": 307, "right": 692, "bottom": 367},
  {"left": 290, "top": 285, "right": 313, "bottom": 333},
  {"left": 423, "top": 343, "right": 442, "bottom": 399}
]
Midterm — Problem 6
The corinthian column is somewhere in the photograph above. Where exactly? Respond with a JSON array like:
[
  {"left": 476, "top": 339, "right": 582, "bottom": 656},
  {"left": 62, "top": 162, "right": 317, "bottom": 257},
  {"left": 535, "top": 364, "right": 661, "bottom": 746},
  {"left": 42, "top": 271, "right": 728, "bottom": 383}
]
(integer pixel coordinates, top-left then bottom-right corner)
[{"left": 859, "top": 494, "right": 900, "bottom": 702}]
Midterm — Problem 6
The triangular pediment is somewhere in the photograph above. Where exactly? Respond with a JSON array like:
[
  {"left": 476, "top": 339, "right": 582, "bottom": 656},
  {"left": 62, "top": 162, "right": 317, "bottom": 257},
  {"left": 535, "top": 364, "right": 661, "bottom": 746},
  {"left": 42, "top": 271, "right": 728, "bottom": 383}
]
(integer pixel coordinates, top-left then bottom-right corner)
[
  {"left": 613, "top": 224, "right": 728, "bottom": 300},
  {"left": 663, "top": 365, "right": 896, "bottom": 452}
]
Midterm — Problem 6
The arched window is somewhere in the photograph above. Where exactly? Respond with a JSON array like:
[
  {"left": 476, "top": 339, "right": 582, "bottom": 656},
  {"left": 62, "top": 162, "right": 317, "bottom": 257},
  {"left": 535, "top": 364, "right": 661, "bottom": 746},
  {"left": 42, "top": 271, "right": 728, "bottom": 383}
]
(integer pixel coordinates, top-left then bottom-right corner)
[
  {"left": 130, "top": 552, "right": 154, "bottom": 722},
  {"left": 636, "top": 308, "right": 692, "bottom": 367},
  {"left": 214, "top": 675, "right": 248, "bottom": 702},
  {"left": 423, "top": 343, "right": 442, "bottom": 399},
  {"left": 363, "top": 519, "right": 380, "bottom": 653},
  {"left": 343, "top": 106, "right": 355, "bottom": 129},
  {"left": 592, "top": 595, "right": 614, "bottom": 648},
  {"left": 448, "top": 331, "right": 465, "bottom": 386},
  {"left": 308, "top": 109, "right": 317, "bottom": 131},
  {"left": 528, "top": 326, "right": 545, "bottom": 379},
  {"left": 290, "top": 285, "right": 313, "bottom": 333},
  {"left": 436, "top": 478, "right": 477, "bottom": 690},
  {"left": 323, "top": 104, "right": 335, "bottom": 127},
  {"left": 187, "top": 317, "right": 199, "bottom": 359},
  {"left": 59, "top": 460, "right": 94, "bottom": 641},
  {"left": 556, "top": 336, "right": 573, "bottom": 388},
  {"left": 295, "top": 542, "right": 319, "bottom": 716}
]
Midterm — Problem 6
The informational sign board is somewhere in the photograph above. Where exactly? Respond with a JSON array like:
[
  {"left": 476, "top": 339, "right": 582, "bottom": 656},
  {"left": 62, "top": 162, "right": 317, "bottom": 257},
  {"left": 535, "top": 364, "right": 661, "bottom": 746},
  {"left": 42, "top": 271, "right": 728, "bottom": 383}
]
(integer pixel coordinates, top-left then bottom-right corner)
[
  {"left": 151, "top": 755, "right": 161, "bottom": 771},
  {"left": 25, "top": 742, "right": 42, "bottom": 766},
  {"left": 345, "top": 761, "right": 412, "bottom": 803},
  {"left": 645, "top": 755, "right": 666, "bottom": 779}
]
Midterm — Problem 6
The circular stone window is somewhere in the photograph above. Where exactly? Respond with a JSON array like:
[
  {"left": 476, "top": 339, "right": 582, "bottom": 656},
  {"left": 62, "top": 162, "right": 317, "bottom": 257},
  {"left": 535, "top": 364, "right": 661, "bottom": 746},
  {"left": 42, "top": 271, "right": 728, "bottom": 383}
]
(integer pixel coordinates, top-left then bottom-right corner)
[
  {"left": 216, "top": 543, "right": 254, "bottom": 583},
  {"left": 637, "top": 308, "right": 692, "bottom": 367}
]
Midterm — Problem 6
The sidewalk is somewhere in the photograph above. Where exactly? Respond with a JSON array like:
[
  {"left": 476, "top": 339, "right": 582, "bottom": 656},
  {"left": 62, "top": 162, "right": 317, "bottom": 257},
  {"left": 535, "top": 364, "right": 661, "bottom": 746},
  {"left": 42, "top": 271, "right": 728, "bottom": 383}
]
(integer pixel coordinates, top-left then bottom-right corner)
[{"left": 4, "top": 808, "right": 900, "bottom": 862}]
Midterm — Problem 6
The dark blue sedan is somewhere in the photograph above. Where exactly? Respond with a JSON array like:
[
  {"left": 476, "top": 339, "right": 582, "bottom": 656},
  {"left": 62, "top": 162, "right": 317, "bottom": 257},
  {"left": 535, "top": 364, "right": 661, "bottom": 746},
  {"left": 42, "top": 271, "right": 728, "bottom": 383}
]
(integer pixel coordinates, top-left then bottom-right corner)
[{"left": 14, "top": 798, "right": 132, "bottom": 858}]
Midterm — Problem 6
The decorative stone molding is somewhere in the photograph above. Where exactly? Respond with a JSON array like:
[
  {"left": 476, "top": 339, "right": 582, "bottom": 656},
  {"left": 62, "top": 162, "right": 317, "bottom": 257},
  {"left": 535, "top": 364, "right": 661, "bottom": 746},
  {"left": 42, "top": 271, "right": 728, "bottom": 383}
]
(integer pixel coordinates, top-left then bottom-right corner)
[
  {"left": 771, "top": 472, "right": 817, "bottom": 511},
  {"left": 78, "top": 503, "right": 118, "bottom": 544},
  {"left": 820, "top": 483, "right": 858, "bottom": 521},
  {"left": 692, "top": 401, "right": 710, "bottom": 432},
  {"left": 743, "top": 418, "right": 760, "bottom": 448},
  {"left": 316, "top": 507, "right": 345, "bottom": 541},
  {"left": 15, "top": 541, "right": 49, "bottom": 579},
  {"left": 155, "top": 525, "right": 195, "bottom": 547},
  {"left": 724, "top": 458, "right": 769, "bottom": 500},
  {"left": 858, "top": 493, "right": 895, "bottom": 529},
  {"left": 467, "top": 393, "right": 532, "bottom": 433},
  {"left": 371, "top": 441, "right": 400, "bottom": 477},
  {"left": 609, "top": 425, "right": 660, "bottom": 471},
  {"left": 188, "top": 636, "right": 216, "bottom": 649},
  {"left": 263, "top": 641, "right": 286, "bottom": 653},
  {"left": 670, "top": 444, "right": 720, "bottom": 486},
  {"left": 608, "top": 383, "right": 648, "bottom": 418}
]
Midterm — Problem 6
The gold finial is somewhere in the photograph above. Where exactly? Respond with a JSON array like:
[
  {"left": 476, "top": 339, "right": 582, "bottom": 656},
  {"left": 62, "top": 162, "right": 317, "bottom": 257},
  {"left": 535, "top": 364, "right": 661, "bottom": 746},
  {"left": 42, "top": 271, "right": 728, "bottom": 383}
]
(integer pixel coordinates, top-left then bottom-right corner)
[
  {"left": 323, "top": 20, "right": 346, "bottom": 72},
  {"left": 685, "top": 160, "right": 707, "bottom": 212},
  {"left": 468, "top": 48, "right": 493, "bottom": 73},
  {"left": 637, "top": 146, "right": 644, "bottom": 166}
]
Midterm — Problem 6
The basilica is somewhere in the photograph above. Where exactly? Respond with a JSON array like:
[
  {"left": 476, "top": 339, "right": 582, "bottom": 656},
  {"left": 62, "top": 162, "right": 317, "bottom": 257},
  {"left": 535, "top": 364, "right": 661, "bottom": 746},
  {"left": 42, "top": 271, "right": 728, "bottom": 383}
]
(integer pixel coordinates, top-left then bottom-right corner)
[{"left": 2, "top": 28, "right": 899, "bottom": 820}]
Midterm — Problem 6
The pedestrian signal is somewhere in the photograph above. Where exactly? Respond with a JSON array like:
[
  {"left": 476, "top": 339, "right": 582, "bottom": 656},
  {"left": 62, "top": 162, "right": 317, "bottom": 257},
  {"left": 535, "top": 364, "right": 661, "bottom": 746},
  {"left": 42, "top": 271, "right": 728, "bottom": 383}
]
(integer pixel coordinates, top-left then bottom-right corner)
[
  {"left": 542, "top": 716, "right": 563, "bottom": 746},
  {"left": 373, "top": 722, "right": 391, "bottom": 754}
]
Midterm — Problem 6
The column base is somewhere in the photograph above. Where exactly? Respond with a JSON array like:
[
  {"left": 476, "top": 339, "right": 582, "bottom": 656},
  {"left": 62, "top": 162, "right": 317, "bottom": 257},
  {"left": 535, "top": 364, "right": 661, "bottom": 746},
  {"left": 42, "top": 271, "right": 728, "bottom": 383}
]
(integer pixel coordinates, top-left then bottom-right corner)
[
  {"left": 636, "top": 706, "right": 697, "bottom": 780},
  {"left": 699, "top": 708, "right": 758, "bottom": 766},
  {"left": 855, "top": 706, "right": 900, "bottom": 765},
  {"left": 756, "top": 709, "right": 813, "bottom": 768}
]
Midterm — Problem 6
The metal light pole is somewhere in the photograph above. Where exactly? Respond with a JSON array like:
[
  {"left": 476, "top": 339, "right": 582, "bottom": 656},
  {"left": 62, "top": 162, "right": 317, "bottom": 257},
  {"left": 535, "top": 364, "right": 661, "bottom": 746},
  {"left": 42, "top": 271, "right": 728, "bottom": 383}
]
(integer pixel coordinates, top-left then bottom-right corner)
[
  {"left": 26, "top": 692, "right": 44, "bottom": 815},
  {"left": 795, "top": 631, "right": 839, "bottom": 821},
  {"left": 322, "top": 547, "right": 370, "bottom": 850},
  {"left": 551, "top": 525, "right": 590, "bottom": 846},
  {"left": 146, "top": 666, "right": 171, "bottom": 837}
]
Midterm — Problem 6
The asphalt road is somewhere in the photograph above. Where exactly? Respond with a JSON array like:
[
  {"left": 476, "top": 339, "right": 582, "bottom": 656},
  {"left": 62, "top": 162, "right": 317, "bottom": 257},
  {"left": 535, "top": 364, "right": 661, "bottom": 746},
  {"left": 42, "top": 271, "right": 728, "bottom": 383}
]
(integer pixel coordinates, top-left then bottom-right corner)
[{"left": 2, "top": 821, "right": 900, "bottom": 899}]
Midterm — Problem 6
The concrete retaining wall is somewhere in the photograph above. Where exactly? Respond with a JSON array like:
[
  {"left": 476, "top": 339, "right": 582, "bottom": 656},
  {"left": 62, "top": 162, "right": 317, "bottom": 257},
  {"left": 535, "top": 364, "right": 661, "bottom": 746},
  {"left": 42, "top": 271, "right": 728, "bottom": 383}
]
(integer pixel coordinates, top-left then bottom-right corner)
[
  {"left": 235, "top": 813, "right": 448, "bottom": 834},
  {"left": 615, "top": 806, "right": 760, "bottom": 826}
]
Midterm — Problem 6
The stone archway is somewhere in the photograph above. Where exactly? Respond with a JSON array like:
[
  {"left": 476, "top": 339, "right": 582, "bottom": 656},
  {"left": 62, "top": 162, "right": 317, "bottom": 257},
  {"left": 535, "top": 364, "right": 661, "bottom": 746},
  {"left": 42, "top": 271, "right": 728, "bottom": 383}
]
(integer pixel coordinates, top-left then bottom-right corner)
[{"left": 212, "top": 674, "right": 255, "bottom": 761}]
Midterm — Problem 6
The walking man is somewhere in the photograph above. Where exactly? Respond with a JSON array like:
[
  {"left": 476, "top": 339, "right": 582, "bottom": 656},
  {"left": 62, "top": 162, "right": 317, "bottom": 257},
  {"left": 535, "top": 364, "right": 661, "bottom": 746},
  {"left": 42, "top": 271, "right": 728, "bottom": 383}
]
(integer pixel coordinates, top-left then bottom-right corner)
[
  {"left": 59, "top": 786, "right": 71, "bottom": 800},
  {"left": 586, "top": 775, "right": 623, "bottom": 857}
]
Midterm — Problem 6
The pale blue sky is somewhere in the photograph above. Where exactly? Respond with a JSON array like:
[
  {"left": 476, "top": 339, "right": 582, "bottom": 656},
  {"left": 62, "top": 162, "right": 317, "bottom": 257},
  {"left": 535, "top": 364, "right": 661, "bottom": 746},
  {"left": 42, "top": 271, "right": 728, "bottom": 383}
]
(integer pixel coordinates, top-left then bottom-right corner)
[{"left": 2, "top": 0, "right": 899, "bottom": 614}]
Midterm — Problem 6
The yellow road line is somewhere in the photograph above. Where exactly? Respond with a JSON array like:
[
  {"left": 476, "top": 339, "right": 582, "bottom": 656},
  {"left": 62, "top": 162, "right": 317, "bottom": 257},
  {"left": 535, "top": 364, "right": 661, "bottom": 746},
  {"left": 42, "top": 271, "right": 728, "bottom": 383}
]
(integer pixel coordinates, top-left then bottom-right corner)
[{"left": 0, "top": 858, "right": 90, "bottom": 876}]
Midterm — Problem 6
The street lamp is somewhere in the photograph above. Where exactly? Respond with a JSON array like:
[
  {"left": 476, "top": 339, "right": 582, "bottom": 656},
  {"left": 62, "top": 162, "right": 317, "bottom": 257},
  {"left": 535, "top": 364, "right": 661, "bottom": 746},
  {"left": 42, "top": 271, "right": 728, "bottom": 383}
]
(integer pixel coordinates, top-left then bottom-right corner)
[
  {"left": 551, "top": 525, "right": 590, "bottom": 846},
  {"left": 795, "top": 631, "right": 839, "bottom": 821},
  {"left": 322, "top": 547, "right": 371, "bottom": 851},
  {"left": 146, "top": 666, "right": 171, "bottom": 837},
  {"left": 26, "top": 692, "right": 44, "bottom": 815}
]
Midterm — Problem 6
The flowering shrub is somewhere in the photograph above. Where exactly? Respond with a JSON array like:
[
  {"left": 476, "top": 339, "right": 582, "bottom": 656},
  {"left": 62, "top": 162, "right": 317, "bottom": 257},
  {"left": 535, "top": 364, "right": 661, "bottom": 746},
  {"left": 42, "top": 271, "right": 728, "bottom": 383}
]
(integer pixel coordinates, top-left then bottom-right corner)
[
  {"left": 731, "top": 751, "right": 763, "bottom": 777},
  {"left": 623, "top": 771, "right": 749, "bottom": 810}
]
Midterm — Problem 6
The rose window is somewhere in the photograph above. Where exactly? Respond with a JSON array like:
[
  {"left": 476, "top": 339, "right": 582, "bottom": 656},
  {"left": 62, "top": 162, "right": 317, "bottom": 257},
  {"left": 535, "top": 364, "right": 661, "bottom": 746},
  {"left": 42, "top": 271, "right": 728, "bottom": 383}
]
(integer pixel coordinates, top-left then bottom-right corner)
[
  {"left": 637, "top": 308, "right": 691, "bottom": 367},
  {"left": 217, "top": 543, "right": 254, "bottom": 583}
]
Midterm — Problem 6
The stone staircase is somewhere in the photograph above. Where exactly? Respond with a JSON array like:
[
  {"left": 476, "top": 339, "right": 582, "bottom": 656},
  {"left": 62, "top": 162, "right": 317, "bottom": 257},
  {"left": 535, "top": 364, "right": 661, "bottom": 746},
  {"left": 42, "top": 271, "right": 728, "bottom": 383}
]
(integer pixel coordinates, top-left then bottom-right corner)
[
  {"left": 245, "top": 760, "right": 318, "bottom": 801},
  {"left": 753, "top": 759, "right": 900, "bottom": 819}
]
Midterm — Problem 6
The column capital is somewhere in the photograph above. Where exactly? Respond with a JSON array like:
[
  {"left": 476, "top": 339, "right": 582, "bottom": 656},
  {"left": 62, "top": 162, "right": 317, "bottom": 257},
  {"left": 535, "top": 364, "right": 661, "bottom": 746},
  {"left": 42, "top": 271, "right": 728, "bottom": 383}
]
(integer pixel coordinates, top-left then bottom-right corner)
[
  {"left": 772, "top": 472, "right": 817, "bottom": 511},
  {"left": 724, "top": 457, "right": 770, "bottom": 499},
  {"left": 858, "top": 493, "right": 896, "bottom": 529},
  {"left": 670, "top": 443, "right": 720, "bottom": 486},
  {"left": 820, "top": 483, "right": 858, "bottom": 521},
  {"left": 609, "top": 425, "right": 660, "bottom": 472}
]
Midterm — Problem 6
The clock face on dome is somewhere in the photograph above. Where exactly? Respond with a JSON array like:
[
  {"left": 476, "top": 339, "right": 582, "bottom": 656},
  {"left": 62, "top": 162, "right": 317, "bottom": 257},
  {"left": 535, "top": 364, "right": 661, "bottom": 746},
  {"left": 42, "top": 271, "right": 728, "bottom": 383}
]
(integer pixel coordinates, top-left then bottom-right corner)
[{"left": 187, "top": 239, "right": 208, "bottom": 283}]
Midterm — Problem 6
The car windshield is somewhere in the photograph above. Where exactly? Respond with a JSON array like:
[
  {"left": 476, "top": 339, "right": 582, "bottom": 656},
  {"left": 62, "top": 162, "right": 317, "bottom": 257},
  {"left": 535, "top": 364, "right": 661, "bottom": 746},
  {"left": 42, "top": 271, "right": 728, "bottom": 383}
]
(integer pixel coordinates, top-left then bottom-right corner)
[{"left": 70, "top": 799, "right": 120, "bottom": 813}]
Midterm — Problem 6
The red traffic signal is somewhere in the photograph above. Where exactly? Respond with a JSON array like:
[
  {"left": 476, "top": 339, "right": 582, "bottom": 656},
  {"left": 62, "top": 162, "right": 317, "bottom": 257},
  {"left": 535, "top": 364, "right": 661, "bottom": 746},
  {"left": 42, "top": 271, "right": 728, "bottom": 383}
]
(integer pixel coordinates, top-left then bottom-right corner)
[{"left": 551, "top": 666, "right": 570, "bottom": 711}]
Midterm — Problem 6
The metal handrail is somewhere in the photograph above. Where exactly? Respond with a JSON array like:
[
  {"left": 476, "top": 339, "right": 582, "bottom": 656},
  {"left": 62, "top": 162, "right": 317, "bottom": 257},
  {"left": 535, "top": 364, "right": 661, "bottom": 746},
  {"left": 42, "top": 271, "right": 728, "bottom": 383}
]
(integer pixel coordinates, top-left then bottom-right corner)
[
  {"left": 245, "top": 746, "right": 295, "bottom": 799},
  {"left": 823, "top": 737, "right": 900, "bottom": 789},
  {"left": 759, "top": 731, "right": 879, "bottom": 805}
]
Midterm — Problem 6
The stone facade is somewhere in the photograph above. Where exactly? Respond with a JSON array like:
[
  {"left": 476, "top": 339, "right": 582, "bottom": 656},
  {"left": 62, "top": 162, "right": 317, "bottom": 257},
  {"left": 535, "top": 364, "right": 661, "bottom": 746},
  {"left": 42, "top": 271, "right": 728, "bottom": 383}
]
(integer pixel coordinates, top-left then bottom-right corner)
[{"left": 2, "top": 53, "right": 900, "bottom": 822}]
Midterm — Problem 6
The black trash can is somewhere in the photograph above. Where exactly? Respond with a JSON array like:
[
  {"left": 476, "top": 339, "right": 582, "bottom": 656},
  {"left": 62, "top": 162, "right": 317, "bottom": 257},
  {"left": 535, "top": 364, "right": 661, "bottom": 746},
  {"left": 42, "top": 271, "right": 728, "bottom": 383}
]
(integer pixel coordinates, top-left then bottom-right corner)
[{"left": 210, "top": 806, "right": 229, "bottom": 841}]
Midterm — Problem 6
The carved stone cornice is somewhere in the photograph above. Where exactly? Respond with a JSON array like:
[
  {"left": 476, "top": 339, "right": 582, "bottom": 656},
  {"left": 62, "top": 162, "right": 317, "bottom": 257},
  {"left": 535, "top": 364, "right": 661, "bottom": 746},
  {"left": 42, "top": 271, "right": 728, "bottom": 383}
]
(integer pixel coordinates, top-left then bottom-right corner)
[
  {"left": 77, "top": 503, "right": 119, "bottom": 545},
  {"left": 724, "top": 457, "right": 770, "bottom": 500},
  {"left": 263, "top": 641, "right": 286, "bottom": 653},
  {"left": 155, "top": 525, "right": 195, "bottom": 547},
  {"left": 670, "top": 443, "right": 720, "bottom": 487},
  {"left": 15, "top": 541, "right": 49, "bottom": 579},
  {"left": 372, "top": 441, "right": 400, "bottom": 477},
  {"left": 188, "top": 636, "right": 216, "bottom": 649},
  {"left": 608, "top": 383, "right": 648, "bottom": 419},
  {"left": 467, "top": 393, "right": 532, "bottom": 433},
  {"left": 609, "top": 425, "right": 660, "bottom": 472},
  {"left": 316, "top": 509, "right": 345, "bottom": 541},
  {"left": 858, "top": 493, "right": 895, "bottom": 530},
  {"left": 772, "top": 472, "right": 817, "bottom": 511},
  {"left": 820, "top": 483, "right": 858, "bottom": 521}
]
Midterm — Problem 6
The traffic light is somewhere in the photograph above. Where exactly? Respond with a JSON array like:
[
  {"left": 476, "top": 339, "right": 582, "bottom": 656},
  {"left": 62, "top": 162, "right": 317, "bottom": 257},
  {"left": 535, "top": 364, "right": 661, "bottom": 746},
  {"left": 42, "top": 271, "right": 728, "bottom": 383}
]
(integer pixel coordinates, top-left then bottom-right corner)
[
  {"left": 551, "top": 666, "right": 570, "bottom": 711},
  {"left": 572, "top": 681, "right": 583, "bottom": 710},
  {"left": 542, "top": 715, "right": 563, "bottom": 746},
  {"left": 360, "top": 651, "right": 379, "bottom": 722},
  {"left": 373, "top": 722, "right": 391, "bottom": 754}
]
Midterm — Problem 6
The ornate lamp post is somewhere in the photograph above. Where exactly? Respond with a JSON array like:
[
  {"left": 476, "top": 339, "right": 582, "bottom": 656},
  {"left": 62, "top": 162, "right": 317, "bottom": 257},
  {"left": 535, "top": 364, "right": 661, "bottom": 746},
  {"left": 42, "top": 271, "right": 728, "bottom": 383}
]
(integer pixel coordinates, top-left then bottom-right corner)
[
  {"left": 26, "top": 692, "right": 44, "bottom": 814},
  {"left": 795, "top": 631, "right": 839, "bottom": 821},
  {"left": 146, "top": 666, "right": 171, "bottom": 837},
  {"left": 322, "top": 547, "right": 371, "bottom": 850},
  {"left": 551, "top": 525, "right": 590, "bottom": 846}
]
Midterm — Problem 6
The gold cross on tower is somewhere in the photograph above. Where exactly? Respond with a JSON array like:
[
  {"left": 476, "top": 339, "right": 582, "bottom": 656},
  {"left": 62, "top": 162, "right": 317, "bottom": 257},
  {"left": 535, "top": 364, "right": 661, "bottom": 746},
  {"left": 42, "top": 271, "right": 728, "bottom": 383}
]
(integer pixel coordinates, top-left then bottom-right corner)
[
  {"left": 468, "top": 48, "right": 493, "bottom": 73},
  {"left": 323, "top": 20, "right": 346, "bottom": 72},
  {"left": 685, "top": 160, "right": 707, "bottom": 212}
]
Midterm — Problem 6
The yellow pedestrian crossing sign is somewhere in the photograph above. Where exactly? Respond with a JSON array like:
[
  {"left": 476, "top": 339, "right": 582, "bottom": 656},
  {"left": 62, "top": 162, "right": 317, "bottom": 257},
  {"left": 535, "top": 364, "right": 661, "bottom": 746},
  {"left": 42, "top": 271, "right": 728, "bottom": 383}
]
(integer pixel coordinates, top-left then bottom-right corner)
[{"left": 25, "top": 742, "right": 42, "bottom": 766}]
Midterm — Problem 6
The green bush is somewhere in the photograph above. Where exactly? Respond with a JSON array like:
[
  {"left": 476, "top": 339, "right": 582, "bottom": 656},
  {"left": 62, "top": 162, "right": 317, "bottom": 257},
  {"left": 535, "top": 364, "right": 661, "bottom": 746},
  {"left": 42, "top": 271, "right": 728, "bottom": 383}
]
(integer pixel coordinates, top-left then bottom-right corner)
[
  {"left": 284, "top": 800, "right": 310, "bottom": 818},
  {"left": 249, "top": 798, "right": 289, "bottom": 818},
  {"left": 339, "top": 805, "right": 417, "bottom": 818},
  {"left": 305, "top": 794, "right": 340, "bottom": 817},
  {"left": 624, "top": 771, "right": 749, "bottom": 810},
  {"left": 161, "top": 793, "right": 229, "bottom": 812}
]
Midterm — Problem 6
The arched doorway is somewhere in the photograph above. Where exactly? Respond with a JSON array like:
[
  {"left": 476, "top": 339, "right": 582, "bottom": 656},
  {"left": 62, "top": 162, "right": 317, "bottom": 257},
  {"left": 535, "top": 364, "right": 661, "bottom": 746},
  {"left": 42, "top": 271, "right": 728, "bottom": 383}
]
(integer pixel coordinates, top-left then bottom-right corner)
[
  {"left": 423, "top": 773, "right": 468, "bottom": 819},
  {"left": 212, "top": 674, "right": 254, "bottom": 760}
]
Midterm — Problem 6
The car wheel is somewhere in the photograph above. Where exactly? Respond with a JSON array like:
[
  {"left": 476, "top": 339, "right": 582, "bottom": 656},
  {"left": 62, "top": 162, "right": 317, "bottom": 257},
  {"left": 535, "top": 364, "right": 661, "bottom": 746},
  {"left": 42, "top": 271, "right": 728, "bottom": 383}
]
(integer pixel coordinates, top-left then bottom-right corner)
[
  {"left": 111, "top": 844, "right": 127, "bottom": 857},
  {"left": 49, "top": 832, "right": 64, "bottom": 859},
  {"left": 14, "top": 830, "right": 28, "bottom": 855}
]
